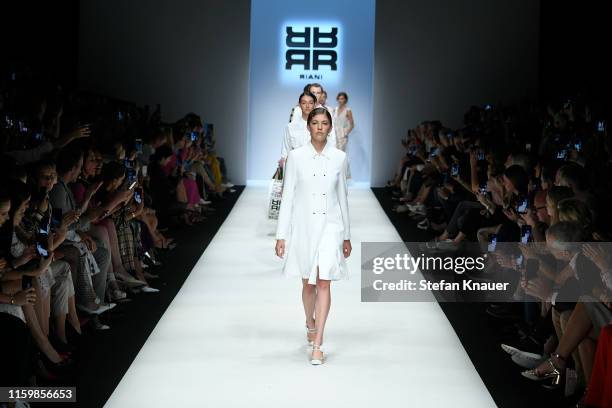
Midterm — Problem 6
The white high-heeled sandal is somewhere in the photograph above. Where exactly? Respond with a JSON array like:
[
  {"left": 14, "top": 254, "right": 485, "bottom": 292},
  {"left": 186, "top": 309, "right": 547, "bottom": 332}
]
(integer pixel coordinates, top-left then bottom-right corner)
[
  {"left": 311, "top": 344, "right": 324, "bottom": 365},
  {"left": 306, "top": 323, "right": 317, "bottom": 346}
]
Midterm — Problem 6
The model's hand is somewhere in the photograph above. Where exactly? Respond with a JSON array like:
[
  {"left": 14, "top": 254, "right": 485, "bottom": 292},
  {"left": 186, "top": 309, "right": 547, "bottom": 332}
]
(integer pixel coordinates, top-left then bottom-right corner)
[
  {"left": 343, "top": 240, "right": 352, "bottom": 258},
  {"left": 275, "top": 240, "right": 285, "bottom": 258}
]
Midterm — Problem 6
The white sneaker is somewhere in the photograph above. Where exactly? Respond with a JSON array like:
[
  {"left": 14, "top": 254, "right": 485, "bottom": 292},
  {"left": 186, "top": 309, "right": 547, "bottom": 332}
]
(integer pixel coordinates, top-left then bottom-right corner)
[
  {"left": 199, "top": 199, "right": 212, "bottom": 205},
  {"left": 222, "top": 182, "right": 234, "bottom": 188},
  {"left": 141, "top": 286, "right": 160, "bottom": 293}
]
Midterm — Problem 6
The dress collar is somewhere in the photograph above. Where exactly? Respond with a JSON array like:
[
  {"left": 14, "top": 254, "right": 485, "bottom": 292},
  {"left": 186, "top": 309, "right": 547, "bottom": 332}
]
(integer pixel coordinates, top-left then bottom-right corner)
[{"left": 308, "top": 140, "right": 332, "bottom": 159}]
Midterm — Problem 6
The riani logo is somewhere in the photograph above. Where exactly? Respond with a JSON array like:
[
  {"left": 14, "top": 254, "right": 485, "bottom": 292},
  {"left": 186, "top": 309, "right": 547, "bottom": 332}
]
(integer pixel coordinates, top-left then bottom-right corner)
[{"left": 281, "top": 23, "right": 341, "bottom": 84}]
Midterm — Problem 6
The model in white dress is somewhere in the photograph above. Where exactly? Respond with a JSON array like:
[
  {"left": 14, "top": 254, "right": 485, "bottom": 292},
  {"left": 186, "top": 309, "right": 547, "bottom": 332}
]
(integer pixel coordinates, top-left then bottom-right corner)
[
  {"left": 276, "top": 140, "right": 350, "bottom": 285},
  {"left": 276, "top": 107, "right": 351, "bottom": 364}
]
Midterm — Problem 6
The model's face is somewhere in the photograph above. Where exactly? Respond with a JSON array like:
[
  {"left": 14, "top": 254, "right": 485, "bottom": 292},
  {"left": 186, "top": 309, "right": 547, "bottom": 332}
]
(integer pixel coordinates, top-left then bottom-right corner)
[
  {"left": 319, "top": 93, "right": 327, "bottom": 105},
  {"left": 337, "top": 95, "right": 347, "bottom": 106},
  {"left": 0, "top": 201, "right": 10, "bottom": 227},
  {"left": 300, "top": 96, "right": 316, "bottom": 117},
  {"left": 308, "top": 113, "right": 331, "bottom": 143},
  {"left": 309, "top": 86, "right": 323, "bottom": 103},
  {"left": 37, "top": 166, "right": 58, "bottom": 192}
]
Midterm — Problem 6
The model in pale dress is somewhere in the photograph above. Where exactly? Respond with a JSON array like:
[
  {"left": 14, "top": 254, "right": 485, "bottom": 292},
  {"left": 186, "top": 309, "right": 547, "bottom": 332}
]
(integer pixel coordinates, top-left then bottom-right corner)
[
  {"left": 275, "top": 107, "right": 352, "bottom": 365},
  {"left": 333, "top": 92, "right": 354, "bottom": 178},
  {"left": 280, "top": 91, "right": 337, "bottom": 168}
]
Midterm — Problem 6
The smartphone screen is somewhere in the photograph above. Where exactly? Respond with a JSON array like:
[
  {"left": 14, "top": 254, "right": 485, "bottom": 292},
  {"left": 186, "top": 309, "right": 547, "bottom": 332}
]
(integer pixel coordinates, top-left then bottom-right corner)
[
  {"left": 134, "top": 190, "right": 142, "bottom": 204},
  {"left": 477, "top": 150, "right": 485, "bottom": 161},
  {"left": 135, "top": 139, "right": 143, "bottom": 154},
  {"left": 36, "top": 242, "right": 49, "bottom": 258},
  {"left": 521, "top": 225, "right": 532, "bottom": 244},
  {"left": 597, "top": 120, "right": 606, "bottom": 133},
  {"left": 516, "top": 254, "right": 524, "bottom": 268},
  {"left": 451, "top": 163, "right": 459, "bottom": 176},
  {"left": 516, "top": 197, "right": 528, "bottom": 214},
  {"left": 487, "top": 234, "right": 497, "bottom": 252},
  {"left": 556, "top": 149, "right": 567, "bottom": 160},
  {"left": 190, "top": 131, "right": 198, "bottom": 142}
]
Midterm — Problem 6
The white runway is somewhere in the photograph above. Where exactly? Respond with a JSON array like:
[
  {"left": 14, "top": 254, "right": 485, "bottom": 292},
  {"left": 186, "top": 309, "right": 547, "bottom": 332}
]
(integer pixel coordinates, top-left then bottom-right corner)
[{"left": 105, "top": 187, "right": 496, "bottom": 408}]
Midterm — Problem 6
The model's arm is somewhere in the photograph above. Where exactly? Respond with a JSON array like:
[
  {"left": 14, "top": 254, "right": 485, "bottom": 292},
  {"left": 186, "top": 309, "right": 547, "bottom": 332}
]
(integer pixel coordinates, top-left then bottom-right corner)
[
  {"left": 280, "top": 125, "right": 292, "bottom": 164},
  {"left": 338, "top": 154, "right": 350, "bottom": 240},
  {"left": 346, "top": 109, "right": 354, "bottom": 135},
  {"left": 276, "top": 151, "right": 297, "bottom": 240}
]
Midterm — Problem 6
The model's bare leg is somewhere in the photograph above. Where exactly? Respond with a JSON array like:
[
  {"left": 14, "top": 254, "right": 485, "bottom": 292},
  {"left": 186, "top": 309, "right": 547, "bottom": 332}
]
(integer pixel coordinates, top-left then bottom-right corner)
[
  {"left": 302, "top": 278, "right": 316, "bottom": 342},
  {"left": 313, "top": 269, "right": 331, "bottom": 360}
]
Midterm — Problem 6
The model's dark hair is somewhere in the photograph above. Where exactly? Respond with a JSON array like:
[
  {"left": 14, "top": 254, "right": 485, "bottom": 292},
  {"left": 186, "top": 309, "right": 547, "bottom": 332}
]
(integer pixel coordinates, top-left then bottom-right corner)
[
  {"left": 298, "top": 91, "right": 317, "bottom": 105},
  {"left": 337, "top": 91, "right": 348, "bottom": 102},
  {"left": 302, "top": 83, "right": 312, "bottom": 93},
  {"left": 307, "top": 107, "right": 332, "bottom": 126}
]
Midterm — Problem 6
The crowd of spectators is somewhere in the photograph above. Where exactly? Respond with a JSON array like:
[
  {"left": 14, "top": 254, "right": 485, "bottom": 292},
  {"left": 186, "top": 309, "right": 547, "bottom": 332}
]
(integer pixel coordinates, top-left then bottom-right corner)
[
  {"left": 385, "top": 97, "right": 612, "bottom": 407},
  {"left": 0, "top": 66, "right": 235, "bottom": 390}
]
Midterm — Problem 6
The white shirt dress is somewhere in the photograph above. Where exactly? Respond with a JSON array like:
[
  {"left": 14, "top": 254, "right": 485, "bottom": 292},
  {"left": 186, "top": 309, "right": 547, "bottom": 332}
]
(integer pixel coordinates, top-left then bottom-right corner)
[{"left": 276, "top": 140, "right": 350, "bottom": 285}]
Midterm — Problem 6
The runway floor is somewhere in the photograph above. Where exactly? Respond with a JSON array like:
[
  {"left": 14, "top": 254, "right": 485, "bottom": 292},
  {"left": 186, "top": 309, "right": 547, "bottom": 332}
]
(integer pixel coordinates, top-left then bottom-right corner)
[{"left": 104, "top": 186, "right": 496, "bottom": 408}]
